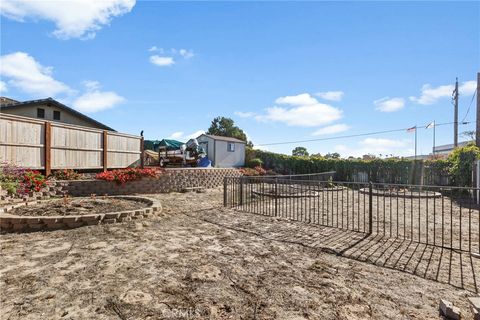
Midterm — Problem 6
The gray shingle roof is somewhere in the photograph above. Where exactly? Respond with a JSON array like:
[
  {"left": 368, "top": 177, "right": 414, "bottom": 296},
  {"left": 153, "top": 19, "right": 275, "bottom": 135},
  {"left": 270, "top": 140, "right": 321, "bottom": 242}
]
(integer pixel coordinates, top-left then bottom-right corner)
[
  {"left": 0, "top": 97, "right": 115, "bottom": 131},
  {"left": 200, "top": 134, "right": 246, "bottom": 143}
]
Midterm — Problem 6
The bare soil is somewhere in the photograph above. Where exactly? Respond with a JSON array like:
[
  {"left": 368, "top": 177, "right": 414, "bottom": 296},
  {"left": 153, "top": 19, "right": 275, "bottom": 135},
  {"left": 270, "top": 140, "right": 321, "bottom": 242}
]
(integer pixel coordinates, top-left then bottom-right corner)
[
  {"left": 0, "top": 188, "right": 478, "bottom": 320},
  {"left": 234, "top": 182, "right": 480, "bottom": 253},
  {"left": 8, "top": 198, "right": 148, "bottom": 216}
]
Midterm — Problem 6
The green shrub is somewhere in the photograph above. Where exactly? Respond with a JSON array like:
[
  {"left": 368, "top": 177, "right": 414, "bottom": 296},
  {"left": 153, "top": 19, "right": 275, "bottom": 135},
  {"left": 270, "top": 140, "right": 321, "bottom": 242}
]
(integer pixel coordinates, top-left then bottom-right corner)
[
  {"left": 447, "top": 143, "right": 480, "bottom": 187},
  {"left": 247, "top": 158, "right": 263, "bottom": 168},
  {"left": 248, "top": 148, "right": 479, "bottom": 187}
]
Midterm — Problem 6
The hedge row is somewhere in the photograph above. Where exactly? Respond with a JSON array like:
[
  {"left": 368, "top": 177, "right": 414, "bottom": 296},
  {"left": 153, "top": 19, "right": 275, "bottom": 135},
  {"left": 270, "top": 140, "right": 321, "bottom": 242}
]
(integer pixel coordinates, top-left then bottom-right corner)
[{"left": 247, "top": 145, "right": 479, "bottom": 187}]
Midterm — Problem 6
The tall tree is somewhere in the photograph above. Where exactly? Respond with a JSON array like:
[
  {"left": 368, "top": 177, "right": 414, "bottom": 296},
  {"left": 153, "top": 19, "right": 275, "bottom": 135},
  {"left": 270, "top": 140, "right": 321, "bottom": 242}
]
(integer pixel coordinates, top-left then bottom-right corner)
[
  {"left": 207, "top": 117, "right": 252, "bottom": 146},
  {"left": 292, "top": 146, "right": 309, "bottom": 157},
  {"left": 325, "top": 152, "right": 340, "bottom": 159}
]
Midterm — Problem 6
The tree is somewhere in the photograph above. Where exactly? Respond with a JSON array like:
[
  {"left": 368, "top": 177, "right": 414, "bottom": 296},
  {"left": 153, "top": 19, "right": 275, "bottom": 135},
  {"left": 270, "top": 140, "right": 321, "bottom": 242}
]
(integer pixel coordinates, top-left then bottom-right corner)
[
  {"left": 324, "top": 152, "right": 340, "bottom": 159},
  {"left": 461, "top": 130, "right": 476, "bottom": 141},
  {"left": 292, "top": 146, "right": 309, "bottom": 157},
  {"left": 207, "top": 116, "right": 252, "bottom": 146}
]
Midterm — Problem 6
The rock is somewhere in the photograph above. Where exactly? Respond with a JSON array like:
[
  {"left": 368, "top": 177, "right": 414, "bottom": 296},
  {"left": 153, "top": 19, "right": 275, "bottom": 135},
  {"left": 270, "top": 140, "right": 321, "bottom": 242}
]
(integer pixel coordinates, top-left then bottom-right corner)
[
  {"left": 439, "top": 299, "right": 461, "bottom": 320},
  {"left": 468, "top": 297, "right": 480, "bottom": 320},
  {"left": 473, "top": 308, "right": 480, "bottom": 320}
]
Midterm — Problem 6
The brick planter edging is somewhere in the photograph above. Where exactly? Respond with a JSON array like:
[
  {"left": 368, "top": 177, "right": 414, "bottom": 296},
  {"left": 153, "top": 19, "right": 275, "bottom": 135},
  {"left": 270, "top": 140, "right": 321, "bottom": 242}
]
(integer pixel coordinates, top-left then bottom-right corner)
[{"left": 0, "top": 196, "right": 162, "bottom": 233}]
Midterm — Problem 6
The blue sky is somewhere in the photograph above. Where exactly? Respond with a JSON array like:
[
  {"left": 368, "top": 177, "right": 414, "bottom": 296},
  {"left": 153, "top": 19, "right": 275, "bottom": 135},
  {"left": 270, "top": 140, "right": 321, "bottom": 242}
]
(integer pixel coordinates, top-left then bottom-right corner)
[{"left": 1, "top": 1, "right": 478, "bottom": 157}]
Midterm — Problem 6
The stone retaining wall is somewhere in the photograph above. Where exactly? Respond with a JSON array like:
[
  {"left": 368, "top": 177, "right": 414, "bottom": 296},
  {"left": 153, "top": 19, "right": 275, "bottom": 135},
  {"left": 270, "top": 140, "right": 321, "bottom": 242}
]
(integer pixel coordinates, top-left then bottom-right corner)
[
  {"left": 0, "top": 196, "right": 162, "bottom": 233},
  {"left": 53, "top": 168, "right": 242, "bottom": 197}
]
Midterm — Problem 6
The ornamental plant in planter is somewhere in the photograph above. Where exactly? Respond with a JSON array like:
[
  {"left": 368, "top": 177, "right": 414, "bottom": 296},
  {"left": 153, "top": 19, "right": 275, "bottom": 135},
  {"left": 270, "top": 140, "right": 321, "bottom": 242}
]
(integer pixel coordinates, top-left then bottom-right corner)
[
  {"left": 95, "top": 168, "right": 160, "bottom": 184},
  {"left": 51, "top": 169, "right": 83, "bottom": 180},
  {"left": 239, "top": 166, "right": 267, "bottom": 176},
  {"left": 0, "top": 162, "right": 47, "bottom": 195}
]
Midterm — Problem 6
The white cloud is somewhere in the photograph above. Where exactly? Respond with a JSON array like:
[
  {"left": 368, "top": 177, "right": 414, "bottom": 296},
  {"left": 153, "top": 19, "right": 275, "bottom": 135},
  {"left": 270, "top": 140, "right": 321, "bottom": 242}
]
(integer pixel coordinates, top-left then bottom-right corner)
[
  {"left": 149, "top": 55, "right": 175, "bottom": 67},
  {"left": 374, "top": 97, "right": 405, "bottom": 112},
  {"left": 409, "top": 80, "right": 476, "bottom": 105},
  {"left": 333, "top": 138, "right": 413, "bottom": 158},
  {"left": 0, "top": 51, "right": 124, "bottom": 113},
  {"left": 148, "top": 48, "right": 194, "bottom": 67},
  {"left": 460, "top": 81, "right": 476, "bottom": 95},
  {"left": 179, "top": 49, "right": 194, "bottom": 59},
  {"left": 316, "top": 91, "right": 344, "bottom": 101},
  {"left": 167, "top": 130, "right": 204, "bottom": 141},
  {"left": 186, "top": 130, "right": 204, "bottom": 140},
  {"left": 0, "top": 81, "right": 7, "bottom": 92},
  {"left": 72, "top": 81, "right": 125, "bottom": 113},
  {"left": 0, "top": 51, "right": 71, "bottom": 97},
  {"left": 311, "top": 124, "right": 349, "bottom": 136},
  {"left": 0, "top": 0, "right": 135, "bottom": 40},
  {"left": 168, "top": 131, "right": 184, "bottom": 139},
  {"left": 234, "top": 111, "right": 256, "bottom": 118},
  {"left": 256, "top": 93, "right": 342, "bottom": 127},
  {"left": 275, "top": 93, "right": 318, "bottom": 106}
]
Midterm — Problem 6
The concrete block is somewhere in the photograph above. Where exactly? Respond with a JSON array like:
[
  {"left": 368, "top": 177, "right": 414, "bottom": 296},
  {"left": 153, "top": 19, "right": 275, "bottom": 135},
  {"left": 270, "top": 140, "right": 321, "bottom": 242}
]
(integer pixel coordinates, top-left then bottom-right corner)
[
  {"left": 46, "top": 222, "right": 65, "bottom": 230},
  {"left": 439, "top": 299, "right": 461, "bottom": 320},
  {"left": 28, "top": 223, "right": 45, "bottom": 230},
  {"left": 62, "top": 216, "right": 79, "bottom": 223},
  {"left": 41, "top": 217, "right": 61, "bottom": 224},
  {"left": 64, "top": 221, "right": 84, "bottom": 229},
  {"left": 80, "top": 215, "right": 100, "bottom": 222},
  {"left": 12, "top": 223, "right": 27, "bottom": 232},
  {"left": 104, "top": 212, "right": 120, "bottom": 219},
  {"left": 102, "top": 218, "right": 116, "bottom": 224}
]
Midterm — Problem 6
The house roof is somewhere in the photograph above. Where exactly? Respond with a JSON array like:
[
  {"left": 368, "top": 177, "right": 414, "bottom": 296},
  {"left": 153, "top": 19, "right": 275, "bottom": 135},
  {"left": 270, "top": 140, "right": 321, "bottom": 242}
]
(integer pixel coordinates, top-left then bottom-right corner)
[
  {"left": 0, "top": 97, "right": 115, "bottom": 131},
  {"left": 433, "top": 140, "right": 472, "bottom": 153},
  {"left": 199, "top": 134, "right": 246, "bottom": 144}
]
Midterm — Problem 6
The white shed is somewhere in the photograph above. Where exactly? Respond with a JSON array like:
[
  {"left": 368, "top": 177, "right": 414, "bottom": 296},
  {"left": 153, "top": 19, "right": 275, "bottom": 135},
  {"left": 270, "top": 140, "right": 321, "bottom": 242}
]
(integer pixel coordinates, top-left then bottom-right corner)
[{"left": 196, "top": 134, "right": 246, "bottom": 168}]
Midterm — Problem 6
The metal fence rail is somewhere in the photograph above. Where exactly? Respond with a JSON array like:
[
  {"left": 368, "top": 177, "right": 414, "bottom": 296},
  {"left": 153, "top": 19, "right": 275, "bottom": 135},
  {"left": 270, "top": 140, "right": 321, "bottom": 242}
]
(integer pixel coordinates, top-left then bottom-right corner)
[{"left": 224, "top": 175, "right": 480, "bottom": 254}]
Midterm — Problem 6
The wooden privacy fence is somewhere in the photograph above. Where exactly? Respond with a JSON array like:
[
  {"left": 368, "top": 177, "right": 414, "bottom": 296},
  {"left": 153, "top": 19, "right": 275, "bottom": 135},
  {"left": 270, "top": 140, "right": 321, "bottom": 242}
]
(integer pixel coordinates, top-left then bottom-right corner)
[{"left": 0, "top": 113, "right": 144, "bottom": 174}]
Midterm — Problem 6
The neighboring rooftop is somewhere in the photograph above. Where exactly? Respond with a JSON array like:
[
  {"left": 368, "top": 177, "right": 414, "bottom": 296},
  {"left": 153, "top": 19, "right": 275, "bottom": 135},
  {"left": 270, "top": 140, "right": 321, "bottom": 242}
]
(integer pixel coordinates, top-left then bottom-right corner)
[
  {"left": 0, "top": 97, "right": 115, "bottom": 131},
  {"left": 200, "top": 134, "right": 247, "bottom": 143},
  {"left": 433, "top": 141, "right": 473, "bottom": 153},
  {"left": 0, "top": 97, "right": 19, "bottom": 106}
]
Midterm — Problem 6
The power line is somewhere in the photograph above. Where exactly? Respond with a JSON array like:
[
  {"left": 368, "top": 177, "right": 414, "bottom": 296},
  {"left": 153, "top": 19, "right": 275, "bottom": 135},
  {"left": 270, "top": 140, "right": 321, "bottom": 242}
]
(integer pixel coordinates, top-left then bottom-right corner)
[
  {"left": 461, "top": 88, "right": 477, "bottom": 123},
  {"left": 256, "top": 121, "right": 472, "bottom": 147}
]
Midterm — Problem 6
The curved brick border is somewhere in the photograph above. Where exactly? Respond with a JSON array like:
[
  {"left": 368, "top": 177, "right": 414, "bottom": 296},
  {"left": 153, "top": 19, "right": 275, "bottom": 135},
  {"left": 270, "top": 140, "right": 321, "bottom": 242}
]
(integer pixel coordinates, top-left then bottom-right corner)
[
  {"left": 358, "top": 188, "right": 442, "bottom": 198},
  {"left": 0, "top": 196, "right": 162, "bottom": 233}
]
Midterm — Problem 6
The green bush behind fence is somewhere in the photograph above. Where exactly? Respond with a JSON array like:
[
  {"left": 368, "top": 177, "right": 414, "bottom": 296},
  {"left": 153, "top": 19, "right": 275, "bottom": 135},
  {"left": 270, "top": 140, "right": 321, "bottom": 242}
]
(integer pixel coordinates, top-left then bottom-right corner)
[{"left": 247, "top": 143, "right": 480, "bottom": 187}]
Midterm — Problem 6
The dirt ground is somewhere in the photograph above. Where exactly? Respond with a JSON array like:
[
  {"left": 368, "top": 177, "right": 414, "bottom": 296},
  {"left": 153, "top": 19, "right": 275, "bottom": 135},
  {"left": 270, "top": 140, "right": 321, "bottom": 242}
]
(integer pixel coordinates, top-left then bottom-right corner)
[
  {"left": 1, "top": 188, "right": 478, "bottom": 319},
  {"left": 8, "top": 198, "right": 148, "bottom": 217},
  {"left": 232, "top": 182, "right": 480, "bottom": 253}
]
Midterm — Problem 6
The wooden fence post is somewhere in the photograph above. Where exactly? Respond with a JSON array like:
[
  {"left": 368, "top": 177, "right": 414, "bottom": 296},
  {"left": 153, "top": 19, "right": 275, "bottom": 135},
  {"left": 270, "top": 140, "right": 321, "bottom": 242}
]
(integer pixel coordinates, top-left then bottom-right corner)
[
  {"left": 140, "top": 136, "right": 144, "bottom": 168},
  {"left": 44, "top": 121, "right": 51, "bottom": 176},
  {"left": 103, "top": 130, "right": 108, "bottom": 172}
]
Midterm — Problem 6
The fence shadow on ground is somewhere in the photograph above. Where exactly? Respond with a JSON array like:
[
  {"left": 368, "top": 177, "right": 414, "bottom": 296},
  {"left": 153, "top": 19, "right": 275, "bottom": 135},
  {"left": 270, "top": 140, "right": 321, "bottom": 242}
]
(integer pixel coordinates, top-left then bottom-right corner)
[{"left": 199, "top": 208, "right": 479, "bottom": 294}]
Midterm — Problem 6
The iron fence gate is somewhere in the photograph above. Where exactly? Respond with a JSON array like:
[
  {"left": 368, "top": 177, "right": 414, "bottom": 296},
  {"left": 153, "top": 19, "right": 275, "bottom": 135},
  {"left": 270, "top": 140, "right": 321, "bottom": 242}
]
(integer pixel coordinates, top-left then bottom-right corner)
[{"left": 224, "top": 175, "right": 480, "bottom": 254}]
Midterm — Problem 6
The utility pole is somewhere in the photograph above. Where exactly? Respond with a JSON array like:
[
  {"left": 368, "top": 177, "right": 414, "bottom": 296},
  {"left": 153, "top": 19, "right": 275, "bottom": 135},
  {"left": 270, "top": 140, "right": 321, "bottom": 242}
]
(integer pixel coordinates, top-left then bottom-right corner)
[
  {"left": 476, "top": 72, "right": 480, "bottom": 148},
  {"left": 454, "top": 77, "right": 459, "bottom": 147}
]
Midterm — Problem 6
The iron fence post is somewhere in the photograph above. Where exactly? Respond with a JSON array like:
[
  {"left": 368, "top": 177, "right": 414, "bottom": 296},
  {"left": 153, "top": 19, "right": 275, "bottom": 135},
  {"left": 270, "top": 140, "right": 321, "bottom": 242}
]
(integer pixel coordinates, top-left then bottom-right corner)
[
  {"left": 275, "top": 177, "right": 278, "bottom": 216},
  {"left": 223, "top": 177, "right": 228, "bottom": 207},
  {"left": 239, "top": 177, "right": 244, "bottom": 206},
  {"left": 368, "top": 181, "right": 373, "bottom": 234}
]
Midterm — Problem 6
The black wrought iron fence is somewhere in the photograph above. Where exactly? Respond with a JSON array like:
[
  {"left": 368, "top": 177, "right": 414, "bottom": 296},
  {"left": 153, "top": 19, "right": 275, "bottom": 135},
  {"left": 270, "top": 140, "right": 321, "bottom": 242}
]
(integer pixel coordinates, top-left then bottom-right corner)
[{"left": 224, "top": 175, "right": 480, "bottom": 254}]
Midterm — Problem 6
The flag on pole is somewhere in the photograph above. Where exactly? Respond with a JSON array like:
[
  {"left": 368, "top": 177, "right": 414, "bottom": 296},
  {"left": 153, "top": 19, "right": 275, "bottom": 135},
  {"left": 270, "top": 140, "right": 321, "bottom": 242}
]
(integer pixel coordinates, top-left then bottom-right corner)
[
  {"left": 407, "top": 126, "right": 416, "bottom": 133},
  {"left": 425, "top": 121, "right": 435, "bottom": 129}
]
